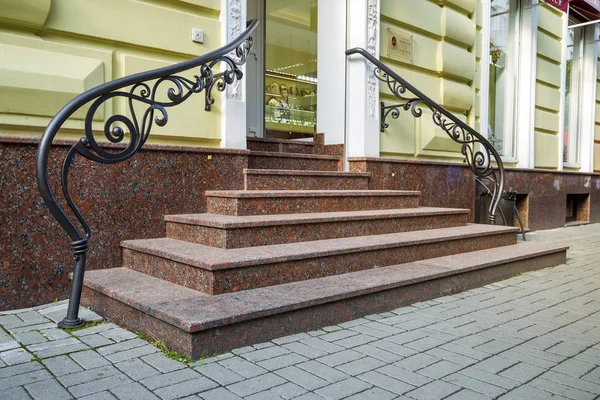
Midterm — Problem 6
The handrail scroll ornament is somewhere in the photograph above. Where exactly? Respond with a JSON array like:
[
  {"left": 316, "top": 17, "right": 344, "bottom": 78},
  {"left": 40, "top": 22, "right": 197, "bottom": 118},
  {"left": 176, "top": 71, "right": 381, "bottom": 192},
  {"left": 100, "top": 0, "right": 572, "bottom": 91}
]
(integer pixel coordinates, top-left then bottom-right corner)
[
  {"left": 36, "top": 20, "right": 259, "bottom": 329},
  {"left": 346, "top": 47, "right": 505, "bottom": 227}
]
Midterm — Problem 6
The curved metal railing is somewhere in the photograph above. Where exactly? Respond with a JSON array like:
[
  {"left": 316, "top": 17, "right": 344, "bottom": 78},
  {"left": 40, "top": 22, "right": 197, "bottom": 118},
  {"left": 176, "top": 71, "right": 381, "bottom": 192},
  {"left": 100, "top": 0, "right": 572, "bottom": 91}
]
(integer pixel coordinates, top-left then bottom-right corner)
[
  {"left": 346, "top": 47, "right": 505, "bottom": 226},
  {"left": 36, "top": 20, "right": 259, "bottom": 329}
]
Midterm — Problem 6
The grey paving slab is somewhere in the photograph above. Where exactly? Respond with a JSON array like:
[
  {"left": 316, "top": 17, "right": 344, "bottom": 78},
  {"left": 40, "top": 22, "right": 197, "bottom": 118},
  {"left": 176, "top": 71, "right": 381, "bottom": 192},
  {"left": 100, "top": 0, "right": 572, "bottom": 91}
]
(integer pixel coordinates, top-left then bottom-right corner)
[
  {"left": 152, "top": 376, "right": 217, "bottom": 400},
  {"left": 405, "top": 380, "right": 462, "bottom": 400},
  {"left": 296, "top": 360, "right": 349, "bottom": 383},
  {"left": 25, "top": 378, "right": 73, "bottom": 400},
  {"left": 274, "top": 365, "right": 329, "bottom": 390},
  {"left": 70, "top": 350, "right": 110, "bottom": 370},
  {"left": 313, "top": 377, "right": 372, "bottom": 400},
  {"left": 256, "top": 381, "right": 307, "bottom": 399},
  {"left": 357, "top": 370, "right": 415, "bottom": 395},
  {"left": 198, "top": 387, "right": 242, "bottom": 399},
  {"left": 42, "top": 355, "right": 84, "bottom": 376},
  {"left": 1, "top": 348, "right": 34, "bottom": 365},
  {"left": 2, "top": 223, "right": 600, "bottom": 399},
  {"left": 109, "top": 382, "right": 160, "bottom": 400},
  {"left": 226, "top": 372, "right": 286, "bottom": 397},
  {"left": 139, "top": 368, "right": 200, "bottom": 391},
  {"left": 195, "top": 362, "right": 245, "bottom": 386},
  {"left": 114, "top": 358, "right": 160, "bottom": 381},
  {"left": 141, "top": 352, "right": 186, "bottom": 373},
  {"left": 0, "top": 386, "right": 33, "bottom": 400}
]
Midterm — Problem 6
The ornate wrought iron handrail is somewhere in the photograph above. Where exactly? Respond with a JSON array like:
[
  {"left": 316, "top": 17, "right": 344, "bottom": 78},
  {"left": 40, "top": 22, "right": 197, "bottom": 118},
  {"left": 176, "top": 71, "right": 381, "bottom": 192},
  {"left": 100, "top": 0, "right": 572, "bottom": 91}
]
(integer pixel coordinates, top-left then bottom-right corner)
[
  {"left": 346, "top": 47, "right": 505, "bottom": 225},
  {"left": 36, "top": 20, "right": 259, "bottom": 329}
]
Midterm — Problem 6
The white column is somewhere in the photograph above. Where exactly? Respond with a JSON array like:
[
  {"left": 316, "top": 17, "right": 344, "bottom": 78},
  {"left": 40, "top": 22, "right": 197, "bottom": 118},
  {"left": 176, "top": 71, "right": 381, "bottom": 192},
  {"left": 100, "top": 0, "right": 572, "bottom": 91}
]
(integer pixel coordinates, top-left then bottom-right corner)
[
  {"left": 220, "top": 0, "right": 248, "bottom": 149},
  {"left": 317, "top": 0, "right": 347, "bottom": 145},
  {"left": 345, "top": 0, "right": 381, "bottom": 158}
]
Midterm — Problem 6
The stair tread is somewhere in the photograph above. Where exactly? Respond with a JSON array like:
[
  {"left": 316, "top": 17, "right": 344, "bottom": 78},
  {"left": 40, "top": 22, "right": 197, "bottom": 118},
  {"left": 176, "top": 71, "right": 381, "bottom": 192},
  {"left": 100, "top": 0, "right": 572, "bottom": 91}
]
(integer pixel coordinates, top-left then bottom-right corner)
[
  {"left": 165, "top": 207, "right": 470, "bottom": 228},
  {"left": 247, "top": 136, "right": 315, "bottom": 146},
  {"left": 206, "top": 189, "right": 420, "bottom": 198},
  {"left": 244, "top": 169, "right": 371, "bottom": 177},
  {"left": 249, "top": 151, "right": 339, "bottom": 160},
  {"left": 122, "top": 224, "right": 519, "bottom": 270},
  {"left": 85, "top": 241, "right": 568, "bottom": 333}
]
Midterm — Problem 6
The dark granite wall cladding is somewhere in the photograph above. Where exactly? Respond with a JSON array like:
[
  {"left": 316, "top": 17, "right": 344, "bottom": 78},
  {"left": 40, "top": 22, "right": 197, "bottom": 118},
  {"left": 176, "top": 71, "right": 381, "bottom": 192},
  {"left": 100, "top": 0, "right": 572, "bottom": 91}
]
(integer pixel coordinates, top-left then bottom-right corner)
[
  {"left": 0, "top": 137, "right": 247, "bottom": 310},
  {"left": 349, "top": 157, "right": 476, "bottom": 221},
  {"left": 496, "top": 169, "right": 600, "bottom": 230}
]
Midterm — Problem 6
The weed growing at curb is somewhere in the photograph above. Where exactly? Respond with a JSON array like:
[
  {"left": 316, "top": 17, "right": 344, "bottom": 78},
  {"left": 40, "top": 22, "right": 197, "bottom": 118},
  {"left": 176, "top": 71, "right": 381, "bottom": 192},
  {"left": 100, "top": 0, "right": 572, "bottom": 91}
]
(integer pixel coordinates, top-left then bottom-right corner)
[{"left": 136, "top": 331, "right": 194, "bottom": 366}]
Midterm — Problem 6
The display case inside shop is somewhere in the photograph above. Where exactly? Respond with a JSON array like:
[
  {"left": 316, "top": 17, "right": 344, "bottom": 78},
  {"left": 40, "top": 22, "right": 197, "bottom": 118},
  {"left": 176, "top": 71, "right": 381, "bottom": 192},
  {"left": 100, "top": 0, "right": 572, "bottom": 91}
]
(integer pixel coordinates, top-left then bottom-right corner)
[{"left": 264, "top": 71, "right": 316, "bottom": 136}]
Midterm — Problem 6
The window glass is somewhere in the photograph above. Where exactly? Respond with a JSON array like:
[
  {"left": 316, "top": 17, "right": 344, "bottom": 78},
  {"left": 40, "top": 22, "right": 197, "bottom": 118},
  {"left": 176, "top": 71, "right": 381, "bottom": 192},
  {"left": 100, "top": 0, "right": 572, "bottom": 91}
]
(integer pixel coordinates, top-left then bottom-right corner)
[
  {"left": 264, "top": 0, "right": 317, "bottom": 139},
  {"left": 488, "top": 0, "right": 514, "bottom": 156},
  {"left": 563, "top": 24, "right": 583, "bottom": 165}
]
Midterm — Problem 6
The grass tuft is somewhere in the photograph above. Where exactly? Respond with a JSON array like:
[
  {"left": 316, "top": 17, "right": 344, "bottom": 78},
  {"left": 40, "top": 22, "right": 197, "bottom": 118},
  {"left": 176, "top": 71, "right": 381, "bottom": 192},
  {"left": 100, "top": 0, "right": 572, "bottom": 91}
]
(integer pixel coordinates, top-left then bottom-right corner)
[
  {"left": 136, "top": 331, "right": 194, "bottom": 366},
  {"left": 63, "top": 320, "right": 103, "bottom": 334}
]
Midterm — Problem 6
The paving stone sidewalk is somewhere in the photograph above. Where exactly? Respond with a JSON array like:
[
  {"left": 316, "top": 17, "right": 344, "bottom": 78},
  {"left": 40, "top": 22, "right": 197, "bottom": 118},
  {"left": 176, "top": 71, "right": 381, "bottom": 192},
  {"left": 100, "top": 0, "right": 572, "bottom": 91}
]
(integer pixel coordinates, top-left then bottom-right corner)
[{"left": 1, "top": 224, "right": 600, "bottom": 399}]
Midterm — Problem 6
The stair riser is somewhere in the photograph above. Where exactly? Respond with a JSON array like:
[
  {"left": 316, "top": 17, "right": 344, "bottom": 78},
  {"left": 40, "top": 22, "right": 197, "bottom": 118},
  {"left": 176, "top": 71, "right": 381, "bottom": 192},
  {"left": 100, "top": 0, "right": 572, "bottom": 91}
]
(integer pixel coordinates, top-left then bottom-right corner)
[
  {"left": 244, "top": 174, "right": 369, "bottom": 190},
  {"left": 165, "top": 213, "right": 469, "bottom": 248},
  {"left": 247, "top": 141, "right": 315, "bottom": 154},
  {"left": 248, "top": 155, "right": 339, "bottom": 171},
  {"left": 123, "top": 232, "right": 517, "bottom": 295},
  {"left": 84, "top": 250, "right": 566, "bottom": 359},
  {"left": 207, "top": 195, "right": 421, "bottom": 216}
]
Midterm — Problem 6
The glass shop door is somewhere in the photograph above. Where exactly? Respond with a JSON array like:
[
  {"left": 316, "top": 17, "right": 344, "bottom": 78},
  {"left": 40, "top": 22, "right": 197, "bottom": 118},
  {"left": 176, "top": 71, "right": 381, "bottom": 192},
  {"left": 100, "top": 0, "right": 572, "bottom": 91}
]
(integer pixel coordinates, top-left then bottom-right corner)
[{"left": 263, "top": 0, "right": 318, "bottom": 139}]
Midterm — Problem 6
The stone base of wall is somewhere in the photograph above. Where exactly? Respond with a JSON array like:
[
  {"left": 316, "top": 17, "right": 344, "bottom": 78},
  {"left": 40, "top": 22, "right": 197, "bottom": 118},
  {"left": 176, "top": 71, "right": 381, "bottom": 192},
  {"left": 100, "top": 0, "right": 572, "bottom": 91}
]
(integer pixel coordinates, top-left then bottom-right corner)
[
  {"left": 349, "top": 157, "right": 600, "bottom": 231},
  {"left": 0, "top": 137, "right": 248, "bottom": 310},
  {"left": 348, "top": 157, "right": 476, "bottom": 221},
  {"left": 490, "top": 169, "right": 600, "bottom": 231}
]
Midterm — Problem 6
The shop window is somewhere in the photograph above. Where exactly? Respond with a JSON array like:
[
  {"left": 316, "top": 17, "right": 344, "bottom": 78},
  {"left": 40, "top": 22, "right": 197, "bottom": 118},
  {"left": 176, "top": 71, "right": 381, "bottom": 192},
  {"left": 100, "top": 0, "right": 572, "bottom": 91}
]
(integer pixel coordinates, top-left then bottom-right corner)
[
  {"left": 563, "top": 19, "right": 585, "bottom": 166},
  {"left": 488, "top": 0, "right": 521, "bottom": 158},
  {"left": 565, "top": 193, "right": 590, "bottom": 224}
]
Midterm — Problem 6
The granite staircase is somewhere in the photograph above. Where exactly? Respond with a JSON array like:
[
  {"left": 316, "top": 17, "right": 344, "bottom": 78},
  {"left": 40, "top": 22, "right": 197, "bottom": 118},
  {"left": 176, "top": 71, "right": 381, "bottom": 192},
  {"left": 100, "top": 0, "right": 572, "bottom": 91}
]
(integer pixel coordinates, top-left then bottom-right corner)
[{"left": 81, "top": 136, "right": 568, "bottom": 359}]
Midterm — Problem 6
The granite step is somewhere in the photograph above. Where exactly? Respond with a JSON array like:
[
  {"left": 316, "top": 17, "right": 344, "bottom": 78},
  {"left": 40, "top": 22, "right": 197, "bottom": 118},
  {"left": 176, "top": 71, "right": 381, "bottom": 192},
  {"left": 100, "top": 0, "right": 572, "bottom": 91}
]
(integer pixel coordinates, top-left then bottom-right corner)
[
  {"left": 121, "top": 224, "right": 519, "bottom": 295},
  {"left": 244, "top": 169, "right": 371, "bottom": 190},
  {"left": 165, "top": 207, "right": 470, "bottom": 248},
  {"left": 206, "top": 190, "right": 421, "bottom": 216},
  {"left": 248, "top": 151, "right": 341, "bottom": 171},
  {"left": 82, "top": 241, "right": 568, "bottom": 359},
  {"left": 247, "top": 137, "right": 315, "bottom": 154}
]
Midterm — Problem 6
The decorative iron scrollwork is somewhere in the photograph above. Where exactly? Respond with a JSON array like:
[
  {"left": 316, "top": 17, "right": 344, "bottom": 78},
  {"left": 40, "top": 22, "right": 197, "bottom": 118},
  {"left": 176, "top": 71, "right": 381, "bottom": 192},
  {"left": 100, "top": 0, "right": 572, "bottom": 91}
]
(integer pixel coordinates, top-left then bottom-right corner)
[
  {"left": 347, "top": 47, "right": 505, "bottom": 226},
  {"left": 37, "top": 20, "right": 258, "bottom": 329}
]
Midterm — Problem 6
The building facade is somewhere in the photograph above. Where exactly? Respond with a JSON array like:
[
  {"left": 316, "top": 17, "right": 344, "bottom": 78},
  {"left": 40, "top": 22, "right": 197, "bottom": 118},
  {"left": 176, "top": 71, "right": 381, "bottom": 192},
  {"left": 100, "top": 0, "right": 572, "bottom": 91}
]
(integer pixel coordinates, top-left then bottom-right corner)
[{"left": 1, "top": 0, "right": 599, "bottom": 309}]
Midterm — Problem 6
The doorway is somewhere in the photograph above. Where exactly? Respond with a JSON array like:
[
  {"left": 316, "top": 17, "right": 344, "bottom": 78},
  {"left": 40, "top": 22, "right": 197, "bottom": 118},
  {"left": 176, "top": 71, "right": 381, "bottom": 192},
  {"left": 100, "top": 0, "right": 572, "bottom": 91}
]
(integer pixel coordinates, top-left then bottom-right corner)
[{"left": 246, "top": 0, "right": 318, "bottom": 139}]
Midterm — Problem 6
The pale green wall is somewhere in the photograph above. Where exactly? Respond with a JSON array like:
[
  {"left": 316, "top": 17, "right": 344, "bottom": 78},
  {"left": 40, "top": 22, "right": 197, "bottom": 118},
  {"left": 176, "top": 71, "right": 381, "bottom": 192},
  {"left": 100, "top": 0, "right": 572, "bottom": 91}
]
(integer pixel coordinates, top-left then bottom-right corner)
[
  {"left": 379, "top": 0, "right": 477, "bottom": 161},
  {"left": 0, "top": 0, "right": 223, "bottom": 147},
  {"left": 534, "top": 5, "right": 562, "bottom": 169}
]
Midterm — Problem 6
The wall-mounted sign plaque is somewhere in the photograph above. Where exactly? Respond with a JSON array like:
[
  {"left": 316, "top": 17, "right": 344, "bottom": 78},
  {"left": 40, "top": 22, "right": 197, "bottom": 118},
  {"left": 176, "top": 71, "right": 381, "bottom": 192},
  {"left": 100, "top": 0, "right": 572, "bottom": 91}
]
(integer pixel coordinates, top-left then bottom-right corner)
[{"left": 386, "top": 27, "right": 413, "bottom": 64}]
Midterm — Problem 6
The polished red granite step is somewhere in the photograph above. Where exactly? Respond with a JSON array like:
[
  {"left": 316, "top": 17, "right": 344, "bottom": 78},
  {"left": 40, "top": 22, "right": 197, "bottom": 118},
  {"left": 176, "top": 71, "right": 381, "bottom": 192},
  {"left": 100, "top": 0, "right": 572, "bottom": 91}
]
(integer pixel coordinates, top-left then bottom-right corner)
[
  {"left": 206, "top": 190, "right": 421, "bottom": 216},
  {"left": 165, "top": 207, "right": 470, "bottom": 248},
  {"left": 244, "top": 169, "right": 371, "bottom": 190},
  {"left": 121, "top": 224, "right": 519, "bottom": 295},
  {"left": 248, "top": 151, "right": 340, "bottom": 171},
  {"left": 247, "top": 137, "right": 315, "bottom": 154},
  {"left": 82, "top": 242, "right": 568, "bottom": 359}
]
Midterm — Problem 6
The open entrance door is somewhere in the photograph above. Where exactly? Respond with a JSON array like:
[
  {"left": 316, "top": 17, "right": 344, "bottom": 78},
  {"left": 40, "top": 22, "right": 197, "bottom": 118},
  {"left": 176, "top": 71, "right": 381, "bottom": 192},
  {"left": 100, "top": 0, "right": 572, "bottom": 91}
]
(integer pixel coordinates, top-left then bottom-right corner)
[{"left": 246, "top": 0, "right": 318, "bottom": 139}]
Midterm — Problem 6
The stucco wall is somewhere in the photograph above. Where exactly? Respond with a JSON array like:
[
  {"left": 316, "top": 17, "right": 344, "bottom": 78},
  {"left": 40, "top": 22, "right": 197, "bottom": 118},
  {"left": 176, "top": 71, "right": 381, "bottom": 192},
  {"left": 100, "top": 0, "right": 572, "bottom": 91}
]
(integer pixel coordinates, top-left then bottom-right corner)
[
  {"left": 534, "top": 5, "right": 563, "bottom": 169},
  {"left": 378, "top": 0, "right": 477, "bottom": 161},
  {"left": 0, "top": 0, "right": 223, "bottom": 147}
]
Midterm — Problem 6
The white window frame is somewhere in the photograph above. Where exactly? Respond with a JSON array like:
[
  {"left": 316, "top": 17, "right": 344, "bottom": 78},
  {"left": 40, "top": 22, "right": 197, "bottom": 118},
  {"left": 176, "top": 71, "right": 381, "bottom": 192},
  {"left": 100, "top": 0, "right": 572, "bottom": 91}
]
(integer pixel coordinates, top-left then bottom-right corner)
[
  {"left": 560, "top": 15, "right": 599, "bottom": 172},
  {"left": 482, "top": 0, "right": 538, "bottom": 165}
]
